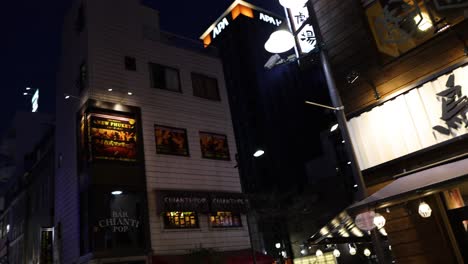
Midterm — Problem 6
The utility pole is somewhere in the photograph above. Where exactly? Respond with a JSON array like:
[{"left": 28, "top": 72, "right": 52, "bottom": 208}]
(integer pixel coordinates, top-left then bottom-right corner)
[{"left": 305, "top": 1, "right": 387, "bottom": 263}]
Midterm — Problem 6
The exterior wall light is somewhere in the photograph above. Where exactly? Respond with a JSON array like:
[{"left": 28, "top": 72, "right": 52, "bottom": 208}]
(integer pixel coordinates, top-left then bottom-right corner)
[
  {"left": 275, "top": 242, "right": 281, "bottom": 249},
  {"left": 333, "top": 249, "right": 341, "bottom": 258},
  {"left": 418, "top": 201, "right": 432, "bottom": 218},
  {"left": 253, "top": 150, "right": 265, "bottom": 158},
  {"left": 264, "top": 30, "right": 295, "bottom": 54},
  {"left": 112, "top": 190, "right": 123, "bottom": 195},
  {"left": 364, "top": 248, "right": 371, "bottom": 257},
  {"left": 300, "top": 249, "right": 307, "bottom": 255},
  {"left": 315, "top": 249, "right": 323, "bottom": 257},
  {"left": 373, "top": 213, "right": 386, "bottom": 229},
  {"left": 330, "top": 123, "right": 339, "bottom": 132}
]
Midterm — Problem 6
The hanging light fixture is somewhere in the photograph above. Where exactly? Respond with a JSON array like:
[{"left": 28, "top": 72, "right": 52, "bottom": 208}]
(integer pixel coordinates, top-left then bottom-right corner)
[
  {"left": 315, "top": 249, "right": 323, "bottom": 257},
  {"left": 364, "top": 248, "right": 371, "bottom": 257},
  {"left": 418, "top": 201, "right": 432, "bottom": 218},
  {"left": 348, "top": 244, "right": 356, "bottom": 255},
  {"left": 333, "top": 249, "right": 341, "bottom": 258},
  {"left": 373, "top": 213, "right": 386, "bottom": 229}
]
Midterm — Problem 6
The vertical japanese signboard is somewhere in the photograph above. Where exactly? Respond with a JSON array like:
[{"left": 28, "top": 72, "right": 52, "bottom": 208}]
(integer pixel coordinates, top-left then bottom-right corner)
[
  {"left": 285, "top": 3, "right": 317, "bottom": 55},
  {"left": 87, "top": 113, "right": 138, "bottom": 162}
]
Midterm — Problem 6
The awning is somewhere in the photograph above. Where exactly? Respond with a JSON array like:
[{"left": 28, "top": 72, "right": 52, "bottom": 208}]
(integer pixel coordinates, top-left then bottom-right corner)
[
  {"left": 152, "top": 249, "right": 274, "bottom": 264},
  {"left": 348, "top": 157, "right": 468, "bottom": 214}
]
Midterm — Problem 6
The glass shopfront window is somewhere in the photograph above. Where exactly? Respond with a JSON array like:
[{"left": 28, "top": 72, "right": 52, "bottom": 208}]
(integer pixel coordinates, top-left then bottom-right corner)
[
  {"left": 92, "top": 190, "right": 146, "bottom": 251},
  {"left": 443, "top": 180, "right": 468, "bottom": 261},
  {"left": 164, "top": 212, "right": 199, "bottom": 229},
  {"left": 365, "top": 0, "right": 465, "bottom": 62},
  {"left": 209, "top": 212, "right": 242, "bottom": 228}
]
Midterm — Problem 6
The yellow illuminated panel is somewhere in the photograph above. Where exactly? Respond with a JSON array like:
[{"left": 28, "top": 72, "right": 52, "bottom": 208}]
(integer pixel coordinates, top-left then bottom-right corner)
[
  {"left": 203, "top": 35, "right": 212, "bottom": 48},
  {"left": 232, "top": 4, "right": 254, "bottom": 20}
]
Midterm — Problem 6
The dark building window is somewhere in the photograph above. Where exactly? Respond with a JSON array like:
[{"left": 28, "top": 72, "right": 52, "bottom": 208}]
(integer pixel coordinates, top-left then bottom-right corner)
[
  {"left": 77, "top": 62, "right": 88, "bottom": 93},
  {"left": 149, "top": 63, "right": 181, "bottom": 92},
  {"left": 164, "top": 212, "right": 198, "bottom": 229},
  {"left": 75, "top": 3, "right": 85, "bottom": 33},
  {"left": 192, "top": 73, "right": 220, "bottom": 100},
  {"left": 125, "top": 56, "right": 137, "bottom": 71},
  {"left": 209, "top": 211, "right": 242, "bottom": 228}
]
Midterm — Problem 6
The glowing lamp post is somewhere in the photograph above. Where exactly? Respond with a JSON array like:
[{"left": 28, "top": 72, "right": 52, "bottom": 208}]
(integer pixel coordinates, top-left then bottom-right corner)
[{"left": 264, "top": 30, "right": 295, "bottom": 54}]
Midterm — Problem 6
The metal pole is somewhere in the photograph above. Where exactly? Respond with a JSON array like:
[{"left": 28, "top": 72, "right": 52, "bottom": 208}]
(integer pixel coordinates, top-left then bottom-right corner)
[
  {"left": 246, "top": 211, "right": 258, "bottom": 264},
  {"left": 306, "top": 3, "right": 367, "bottom": 201},
  {"left": 306, "top": 2, "right": 387, "bottom": 263}
]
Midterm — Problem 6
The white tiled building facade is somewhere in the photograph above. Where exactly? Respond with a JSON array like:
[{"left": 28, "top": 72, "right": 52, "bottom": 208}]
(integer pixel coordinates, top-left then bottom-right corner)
[{"left": 55, "top": 0, "right": 250, "bottom": 263}]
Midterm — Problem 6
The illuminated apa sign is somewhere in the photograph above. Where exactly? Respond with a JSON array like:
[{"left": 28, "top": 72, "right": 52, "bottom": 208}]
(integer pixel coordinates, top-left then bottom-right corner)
[
  {"left": 201, "top": 0, "right": 283, "bottom": 47},
  {"left": 213, "top": 17, "right": 230, "bottom": 39},
  {"left": 259, "top": 13, "right": 282, "bottom": 26},
  {"left": 31, "top": 89, "right": 39, "bottom": 112}
]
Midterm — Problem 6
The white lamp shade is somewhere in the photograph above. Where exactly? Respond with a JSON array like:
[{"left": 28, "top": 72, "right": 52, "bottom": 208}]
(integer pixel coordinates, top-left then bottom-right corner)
[
  {"left": 264, "top": 30, "right": 295, "bottom": 54},
  {"left": 279, "top": 0, "right": 308, "bottom": 9},
  {"left": 315, "top": 249, "right": 323, "bottom": 257},
  {"left": 373, "top": 213, "right": 386, "bottom": 229},
  {"left": 418, "top": 201, "right": 432, "bottom": 218},
  {"left": 333, "top": 249, "right": 341, "bottom": 258}
]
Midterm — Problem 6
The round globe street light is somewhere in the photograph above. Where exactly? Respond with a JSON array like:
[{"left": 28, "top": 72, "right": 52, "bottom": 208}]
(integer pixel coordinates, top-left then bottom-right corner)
[
  {"left": 315, "top": 249, "right": 323, "bottom": 257},
  {"left": 333, "top": 249, "right": 341, "bottom": 258},
  {"left": 364, "top": 248, "right": 371, "bottom": 257},
  {"left": 418, "top": 201, "right": 432, "bottom": 218},
  {"left": 373, "top": 213, "right": 386, "bottom": 229},
  {"left": 264, "top": 30, "right": 295, "bottom": 54}
]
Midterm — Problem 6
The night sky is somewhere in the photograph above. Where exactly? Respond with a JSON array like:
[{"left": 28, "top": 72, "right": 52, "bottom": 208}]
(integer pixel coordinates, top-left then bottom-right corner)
[{"left": 1, "top": 0, "right": 283, "bottom": 135}]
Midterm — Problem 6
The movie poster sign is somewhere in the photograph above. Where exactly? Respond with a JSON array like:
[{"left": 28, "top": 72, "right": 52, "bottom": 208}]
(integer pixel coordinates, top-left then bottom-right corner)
[
  {"left": 88, "top": 113, "right": 137, "bottom": 162},
  {"left": 199, "top": 132, "right": 230, "bottom": 160},
  {"left": 155, "top": 125, "right": 189, "bottom": 156}
]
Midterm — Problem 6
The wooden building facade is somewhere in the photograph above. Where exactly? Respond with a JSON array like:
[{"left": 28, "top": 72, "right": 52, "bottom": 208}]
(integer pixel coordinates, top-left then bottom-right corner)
[{"left": 309, "top": 0, "right": 468, "bottom": 262}]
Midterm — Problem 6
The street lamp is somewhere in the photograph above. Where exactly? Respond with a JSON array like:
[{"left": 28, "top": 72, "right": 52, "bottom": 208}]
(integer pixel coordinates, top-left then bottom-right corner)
[
  {"left": 266, "top": 0, "right": 387, "bottom": 262},
  {"left": 278, "top": 0, "right": 307, "bottom": 9},
  {"left": 264, "top": 30, "right": 295, "bottom": 54}
]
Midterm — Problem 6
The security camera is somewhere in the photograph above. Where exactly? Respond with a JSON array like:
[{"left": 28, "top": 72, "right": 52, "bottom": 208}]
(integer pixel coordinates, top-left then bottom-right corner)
[{"left": 264, "top": 54, "right": 283, "bottom": 69}]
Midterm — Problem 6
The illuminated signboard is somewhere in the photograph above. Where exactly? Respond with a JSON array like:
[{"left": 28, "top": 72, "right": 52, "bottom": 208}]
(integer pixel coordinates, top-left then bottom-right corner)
[
  {"left": 201, "top": 0, "right": 283, "bottom": 47},
  {"left": 285, "top": 4, "right": 317, "bottom": 55},
  {"left": 87, "top": 113, "right": 138, "bottom": 162},
  {"left": 32, "top": 89, "right": 39, "bottom": 112}
]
